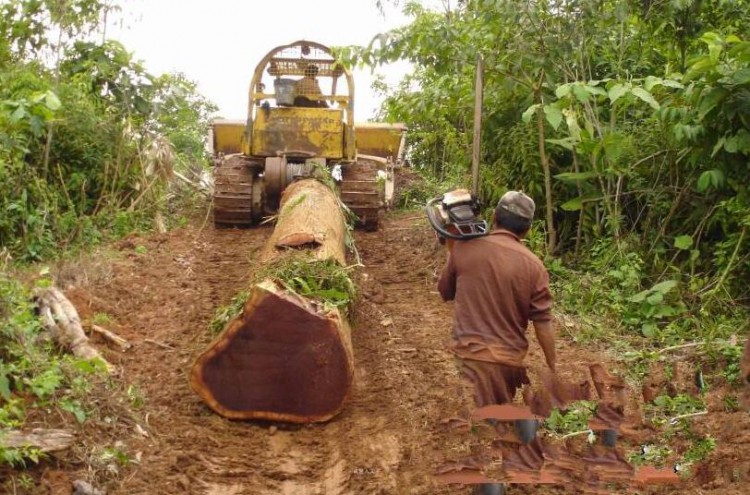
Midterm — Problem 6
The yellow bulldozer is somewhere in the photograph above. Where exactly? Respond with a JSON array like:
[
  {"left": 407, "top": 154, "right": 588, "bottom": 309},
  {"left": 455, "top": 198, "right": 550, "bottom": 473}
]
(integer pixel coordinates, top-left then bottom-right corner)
[{"left": 210, "top": 40, "right": 406, "bottom": 230}]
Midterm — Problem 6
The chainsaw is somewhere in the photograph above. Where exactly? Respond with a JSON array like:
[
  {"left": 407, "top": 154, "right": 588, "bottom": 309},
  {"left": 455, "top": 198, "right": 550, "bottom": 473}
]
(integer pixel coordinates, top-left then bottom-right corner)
[{"left": 425, "top": 188, "right": 488, "bottom": 241}]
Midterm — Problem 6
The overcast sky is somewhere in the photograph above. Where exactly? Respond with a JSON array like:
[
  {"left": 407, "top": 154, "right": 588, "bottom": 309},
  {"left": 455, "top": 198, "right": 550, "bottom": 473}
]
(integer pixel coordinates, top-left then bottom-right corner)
[{"left": 108, "top": 0, "right": 419, "bottom": 121}]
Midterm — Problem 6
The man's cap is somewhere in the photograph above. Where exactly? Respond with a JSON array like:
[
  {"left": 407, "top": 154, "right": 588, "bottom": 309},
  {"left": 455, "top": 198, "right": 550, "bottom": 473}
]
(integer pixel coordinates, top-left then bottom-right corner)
[{"left": 497, "top": 191, "right": 535, "bottom": 220}]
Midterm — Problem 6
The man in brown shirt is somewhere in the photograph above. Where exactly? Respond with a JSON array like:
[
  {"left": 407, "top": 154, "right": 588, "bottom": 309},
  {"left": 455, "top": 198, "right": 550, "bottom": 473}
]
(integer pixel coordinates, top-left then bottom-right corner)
[{"left": 438, "top": 191, "right": 556, "bottom": 407}]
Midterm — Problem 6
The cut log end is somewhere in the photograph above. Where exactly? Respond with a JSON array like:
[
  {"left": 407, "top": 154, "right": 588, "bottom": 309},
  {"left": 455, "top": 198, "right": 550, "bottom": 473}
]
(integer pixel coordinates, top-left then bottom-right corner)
[{"left": 190, "top": 281, "right": 353, "bottom": 423}]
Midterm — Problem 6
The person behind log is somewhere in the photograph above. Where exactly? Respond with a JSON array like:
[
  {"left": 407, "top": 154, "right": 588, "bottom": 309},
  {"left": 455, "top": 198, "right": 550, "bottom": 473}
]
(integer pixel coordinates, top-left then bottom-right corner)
[
  {"left": 438, "top": 191, "right": 556, "bottom": 408},
  {"left": 293, "top": 64, "right": 328, "bottom": 108}
]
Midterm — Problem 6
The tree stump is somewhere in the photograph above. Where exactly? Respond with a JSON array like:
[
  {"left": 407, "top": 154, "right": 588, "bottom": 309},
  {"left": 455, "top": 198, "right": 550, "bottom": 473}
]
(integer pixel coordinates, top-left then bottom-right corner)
[{"left": 190, "top": 179, "right": 355, "bottom": 423}]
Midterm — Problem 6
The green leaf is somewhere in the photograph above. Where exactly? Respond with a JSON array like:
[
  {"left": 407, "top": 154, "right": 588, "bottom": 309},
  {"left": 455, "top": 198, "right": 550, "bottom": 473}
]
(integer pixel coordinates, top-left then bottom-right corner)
[
  {"left": 697, "top": 169, "right": 725, "bottom": 192},
  {"left": 710, "top": 169, "right": 725, "bottom": 188},
  {"left": 584, "top": 85, "right": 607, "bottom": 97},
  {"left": 629, "top": 289, "right": 649, "bottom": 303},
  {"left": 44, "top": 91, "right": 61, "bottom": 111},
  {"left": 554, "top": 171, "right": 597, "bottom": 182},
  {"left": 631, "top": 87, "right": 660, "bottom": 109},
  {"left": 645, "top": 76, "right": 684, "bottom": 91},
  {"left": 544, "top": 105, "right": 563, "bottom": 130},
  {"left": 650, "top": 280, "right": 678, "bottom": 295},
  {"left": 690, "top": 249, "right": 700, "bottom": 262},
  {"left": 315, "top": 288, "right": 348, "bottom": 303},
  {"left": 0, "top": 372, "right": 10, "bottom": 401},
  {"left": 686, "top": 56, "right": 716, "bottom": 80},
  {"left": 561, "top": 197, "right": 584, "bottom": 211},
  {"left": 729, "top": 68, "right": 750, "bottom": 86},
  {"left": 701, "top": 32, "right": 724, "bottom": 62},
  {"left": 646, "top": 292, "right": 664, "bottom": 305},
  {"left": 724, "top": 130, "right": 750, "bottom": 154},
  {"left": 545, "top": 138, "right": 577, "bottom": 150},
  {"left": 644, "top": 76, "right": 662, "bottom": 92},
  {"left": 73, "top": 358, "right": 109, "bottom": 375},
  {"left": 608, "top": 83, "right": 629, "bottom": 104},
  {"left": 572, "top": 84, "right": 590, "bottom": 103},
  {"left": 521, "top": 104, "right": 540, "bottom": 124},
  {"left": 728, "top": 41, "right": 750, "bottom": 59},
  {"left": 10, "top": 105, "right": 26, "bottom": 122},
  {"left": 292, "top": 276, "right": 312, "bottom": 294},
  {"left": 697, "top": 87, "right": 728, "bottom": 120},
  {"left": 697, "top": 171, "right": 711, "bottom": 192},
  {"left": 555, "top": 83, "right": 572, "bottom": 99},
  {"left": 674, "top": 235, "right": 693, "bottom": 250},
  {"left": 30, "top": 92, "right": 46, "bottom": 104},
  {"left": 61, "top": 399, "right": 87, "bottom": 424},
  {"left": 641, "top": 323, "right": 658, "bottom": 338},
  {"left": 660, "top": 79, "right": 684, "bottom": 89},
  {"left": 602, "top": 133, "right": 627, "bottom": 162},
  {"left": 711, "top": 137, "right": 727, "bottom": 157}
]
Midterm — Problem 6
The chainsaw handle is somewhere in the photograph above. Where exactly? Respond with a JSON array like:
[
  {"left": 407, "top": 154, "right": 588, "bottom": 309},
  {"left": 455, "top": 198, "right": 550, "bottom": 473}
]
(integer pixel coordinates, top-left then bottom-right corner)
[
  {"left": 425, "top": 197, "right": 456, "bottom": 240},
  {"left": 425, "top": 197, "right": 489, "bottom": 240}
]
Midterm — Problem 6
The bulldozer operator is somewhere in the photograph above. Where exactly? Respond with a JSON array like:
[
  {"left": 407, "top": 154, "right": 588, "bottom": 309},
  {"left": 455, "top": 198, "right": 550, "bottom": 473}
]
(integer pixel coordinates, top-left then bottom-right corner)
[{"left": 293, "top": 64, "right": 328, "bottom": 108}]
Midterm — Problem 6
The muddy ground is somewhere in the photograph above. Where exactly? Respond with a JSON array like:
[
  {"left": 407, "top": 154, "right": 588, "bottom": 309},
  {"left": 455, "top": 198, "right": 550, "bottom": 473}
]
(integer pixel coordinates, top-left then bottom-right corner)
[{"left": 4, "top": 210, "right": 750, "bottom": 494}]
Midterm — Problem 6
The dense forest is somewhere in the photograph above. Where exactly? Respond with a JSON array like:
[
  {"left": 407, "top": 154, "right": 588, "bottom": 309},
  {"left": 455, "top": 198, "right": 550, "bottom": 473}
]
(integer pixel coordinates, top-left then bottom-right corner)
[
  {"left": 342, "top": 0, "right": 750, "bottom": 349},
  {"left": 0, "top": 0, "right": 215, "bottom": 262},
  {"left": 0, "top": 0, "right": 214, "bottom": 468}
]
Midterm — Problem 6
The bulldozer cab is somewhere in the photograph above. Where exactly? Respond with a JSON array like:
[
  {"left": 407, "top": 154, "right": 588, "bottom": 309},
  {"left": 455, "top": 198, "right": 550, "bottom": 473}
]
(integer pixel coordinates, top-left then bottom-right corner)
[
  {"left": 242, "top": 40, "right": 356, "bottom": 161},
  {"left": 210, "top": 40, "right": 407, "bottom": 229},
  {"left": 211, "top": 40, "right": 408, "bottom": 166}
]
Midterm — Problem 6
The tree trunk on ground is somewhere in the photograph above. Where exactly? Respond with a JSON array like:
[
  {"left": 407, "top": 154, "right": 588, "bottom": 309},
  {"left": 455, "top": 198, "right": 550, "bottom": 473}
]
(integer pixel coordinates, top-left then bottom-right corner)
[
  {"left": 35, "top": 287, "right": 112, "bottom": 372},
  {"left": 261, "top": 179, "right": 347, "bottom": 265},
  {"left": 190, "top": 179, "right": 354, "bottom": 423},
  {"left": 1, "top": 428, "right": 74, "bottom": 453}
]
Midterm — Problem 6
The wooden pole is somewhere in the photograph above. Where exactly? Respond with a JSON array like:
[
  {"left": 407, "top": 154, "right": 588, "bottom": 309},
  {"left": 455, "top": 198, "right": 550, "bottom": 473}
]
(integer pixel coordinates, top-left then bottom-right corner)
[
  {"left": 471, "top": 54, "right": 484, "bottom": 197},
  {"left": 190, "top": 179, "right": 354, "bottom": 423}
]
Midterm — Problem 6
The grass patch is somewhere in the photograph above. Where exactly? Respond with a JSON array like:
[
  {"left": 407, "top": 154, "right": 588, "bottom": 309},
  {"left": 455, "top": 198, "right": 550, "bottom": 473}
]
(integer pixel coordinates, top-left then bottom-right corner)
[
  {"left": 92, "top": 312, "right": 113, "bottom": 325},
  {"left": 543, "top": 400, "right": 597, "bottom": 438},
  {"left": 209, "top": 289, "right": 250, "bottom": 334},
  {"left": 0, "top": 275, "right": 110, "bottom": 467}
]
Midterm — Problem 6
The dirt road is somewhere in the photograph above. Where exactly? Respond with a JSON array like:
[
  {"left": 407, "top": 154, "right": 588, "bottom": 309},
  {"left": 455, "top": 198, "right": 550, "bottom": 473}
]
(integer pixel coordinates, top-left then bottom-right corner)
[
  {"left": 54, "top": 213, "right": 476, "bottom": 494},
  {"left": 16, "top": 211, "right": 750, "bottom": 494}
]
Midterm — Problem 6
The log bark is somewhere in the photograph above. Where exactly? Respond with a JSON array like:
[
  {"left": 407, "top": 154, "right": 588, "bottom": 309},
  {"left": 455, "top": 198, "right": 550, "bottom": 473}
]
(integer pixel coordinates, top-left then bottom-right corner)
[
  {"left": 262, "top": 179, "right": 348, "bottom": 265},
  {"left": 190, "top": 178, "right": 354, "bottom": 423},
  {"left": 1, "top": 428, "right": 75, "bottom": 453},
  {"left": 35, "top": 287, "right": 112, "bottom": 372}
]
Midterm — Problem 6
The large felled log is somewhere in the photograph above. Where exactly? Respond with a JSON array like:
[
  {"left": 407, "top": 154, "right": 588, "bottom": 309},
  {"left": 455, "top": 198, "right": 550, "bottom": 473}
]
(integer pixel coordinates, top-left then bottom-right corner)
[
  {"left": 190, "top": 179, "right": 354, "bottom": 423},
  {"left": 35, "top": 287, "right": 112, "bottom": 372},
  {"left": 262, "top": 178, "right": 348, "bottom": 265}
]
